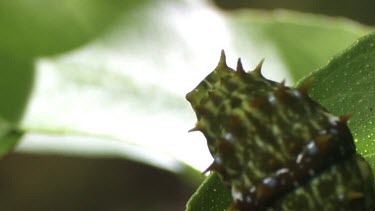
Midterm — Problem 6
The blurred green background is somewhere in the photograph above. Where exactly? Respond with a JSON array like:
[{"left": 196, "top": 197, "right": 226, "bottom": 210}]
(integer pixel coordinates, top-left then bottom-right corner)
[
  {"left": 0, "top": 0, "right": 374, "bottom": 211},
  {"left": 214, "top": 0, "right": 375, "bottom": 25}
]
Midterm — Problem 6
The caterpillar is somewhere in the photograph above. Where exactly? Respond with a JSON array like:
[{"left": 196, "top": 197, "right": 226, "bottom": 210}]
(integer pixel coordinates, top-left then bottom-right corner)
[{"left": 186, "top": 51, "right": 375, "bottom": 211}]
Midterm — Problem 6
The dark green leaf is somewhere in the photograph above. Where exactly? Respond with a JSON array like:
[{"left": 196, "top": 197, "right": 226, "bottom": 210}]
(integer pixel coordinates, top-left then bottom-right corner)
[
  {"left": 299, "top": 32, "right": 375, "bottom": 175},
  {"left": 186, "top": 173, "right": 231, "bottom": 211},
  {"left": 0, "top": 117, "right": 23, "bottom": 157},
  {"left": 0, "top": 56, "right": 33, "bottom": 122}
]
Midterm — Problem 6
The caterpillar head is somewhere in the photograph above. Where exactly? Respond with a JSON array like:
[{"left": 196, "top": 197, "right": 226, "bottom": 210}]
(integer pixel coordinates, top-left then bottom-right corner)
[
  {"left": 186, "top": 50, "right": 233, "bottom": 118},
  {"left": 185, "top": 50, "right": 269, "bottom": 132}
]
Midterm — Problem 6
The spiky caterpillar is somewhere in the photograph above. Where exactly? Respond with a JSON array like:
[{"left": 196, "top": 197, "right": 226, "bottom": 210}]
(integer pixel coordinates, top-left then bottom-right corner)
[{"left": 186, "top": 51, "right": 375, "bottom": 211}]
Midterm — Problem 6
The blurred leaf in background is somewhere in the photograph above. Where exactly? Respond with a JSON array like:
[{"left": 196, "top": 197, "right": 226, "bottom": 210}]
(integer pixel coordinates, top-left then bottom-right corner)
[
  {"left": 10, "top": 0, "right": 371, "bottom": 172},
  {"left": 213, "top": 0, "right": 375, "bottom": 25},
  {"left": 0, "top": 117, "right": 23, "bottom": 157},
  {"left": 0, "top": 0, "right": 151, "bottom": 163},
  {"left": 0, "top": 0, "right": 149, "bottom": 121},
  {"left": 0, "top": 0, "right": 148, "bottom": 58}
]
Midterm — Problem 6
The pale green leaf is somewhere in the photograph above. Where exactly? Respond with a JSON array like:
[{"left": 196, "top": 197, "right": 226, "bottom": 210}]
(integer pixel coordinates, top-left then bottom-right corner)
[{"left": 16, "top": 2, "right": 371, "bottom": 172}]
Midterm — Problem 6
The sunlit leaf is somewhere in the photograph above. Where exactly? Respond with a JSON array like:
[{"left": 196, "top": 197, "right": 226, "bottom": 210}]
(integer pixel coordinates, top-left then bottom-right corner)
[
  {"left": 0, "top": 0, "right": 149, "bottom": 157},
  {"left": 14, "top": 1, "right": 370, "bottom": 172}
]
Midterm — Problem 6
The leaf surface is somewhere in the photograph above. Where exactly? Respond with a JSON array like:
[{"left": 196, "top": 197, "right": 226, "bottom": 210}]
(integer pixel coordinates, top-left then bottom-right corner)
[
  {"left": 0, "top": 117, "right": 23, "bottom": 157},
  {"left": 300, "top": 32, "right": 375, "bottom": 174},
  {"left": 186, "top": 173, "right": 231, "bottom": 211},
  {"left": 0, "top": 0, "right": 149, "bottom": 157}
]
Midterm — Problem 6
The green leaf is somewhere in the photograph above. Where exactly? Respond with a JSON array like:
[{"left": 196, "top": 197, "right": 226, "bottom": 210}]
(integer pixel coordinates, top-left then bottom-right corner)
[
  {"left": 1, "top": 0, "right": 372, "bottom": 174},
  {"left": 0, "top": 0, "right": 148, "bottom": 59},
  {"left": 0, "top": 0, "right": 149, "bottom": 157},
  {"left": 186, "top": 173, "right": 231, "bottom": 211},
  {"left": 0, "top": 56, "right": 32, "bottom": 155},
  {"left": 299, "top": 32, "right": 375, "bottom": 175},
  {"left": 0, "top": 117, "right": 23, "bottom": 157},
  {"left": 0, "top": 57, "right": 33, "bottom": 122},
  {"left": 0, "top": 0, "right": 145, "bottom": 122},
  {"left": 229, "top": 10, "right": 371, "bottom": 82},
  {"left": 15, "top": 4, "right": 370, "bottom": 171}
]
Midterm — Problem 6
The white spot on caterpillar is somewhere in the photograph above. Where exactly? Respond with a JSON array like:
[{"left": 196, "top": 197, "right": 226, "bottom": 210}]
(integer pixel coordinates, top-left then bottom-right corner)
[
  {"left": 231, "top": 186, "right": 243, "bottom": 201},
  {"left": 263, "top": 177, "right": 277, "bottom": 188},
  {"left": 296, "top": 153, "right": 303, "bottom": 164},
  {"left": 268, "top": 95, "right": 277, "bottom": 105},
  {"left": 224, "top": 132, "right": 234, "bottom": 141},
  {"left": 306, "top": 141, "right": 319, "bottom": 155},
  {"left": 308, "top": 169, "right": 315, "bottom": 176},
  {"left": 276, "top": 168, "right": 290, "bottom": 175}
]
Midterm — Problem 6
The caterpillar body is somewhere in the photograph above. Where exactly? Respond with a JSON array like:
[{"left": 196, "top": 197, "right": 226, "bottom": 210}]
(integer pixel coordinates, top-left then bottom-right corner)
[{"left": 186, "top": 51, "right": 375, "bottom": 210}]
